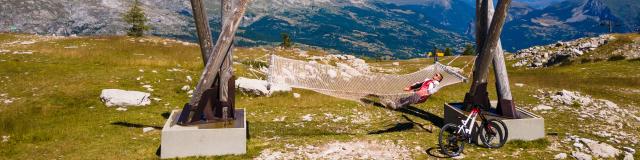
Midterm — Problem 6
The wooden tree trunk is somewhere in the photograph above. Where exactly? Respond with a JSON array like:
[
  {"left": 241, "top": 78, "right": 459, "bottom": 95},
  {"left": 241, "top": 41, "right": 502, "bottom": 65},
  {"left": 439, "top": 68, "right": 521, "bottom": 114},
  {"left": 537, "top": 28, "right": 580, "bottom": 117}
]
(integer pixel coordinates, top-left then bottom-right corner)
[
  {"left": 465, "top": 0, "right": 512, "bottom": 111},
  {"left": 219, "top": 0, "right": 234, "bottom": 103},
  {"left": 465, "top": 0, "right": 491, "bottom": 108},
  {"left": 189, "top": 0, "right": 214, "bottom": 65},
  {"left": 487, "top": 0, "right": 517, "bottom": 117},
  {"left": 188, "top": 0, "right": 249, "bottom": 107}
]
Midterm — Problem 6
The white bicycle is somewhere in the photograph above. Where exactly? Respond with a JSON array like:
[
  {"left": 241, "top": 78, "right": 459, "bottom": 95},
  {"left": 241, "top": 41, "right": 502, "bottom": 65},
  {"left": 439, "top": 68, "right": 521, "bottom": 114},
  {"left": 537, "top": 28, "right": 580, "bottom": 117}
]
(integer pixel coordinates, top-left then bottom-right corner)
[{"left": 438, "top": 104, "right": 508, "bottom": 157}]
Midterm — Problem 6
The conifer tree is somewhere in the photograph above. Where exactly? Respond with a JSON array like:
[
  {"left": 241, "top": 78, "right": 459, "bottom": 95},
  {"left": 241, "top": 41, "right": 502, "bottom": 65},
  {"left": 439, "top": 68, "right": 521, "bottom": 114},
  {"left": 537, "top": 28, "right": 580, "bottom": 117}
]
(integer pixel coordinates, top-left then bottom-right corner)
[
  {"left": 123, "top": 0, "right": 150, "bottom": 37},
  {"left": 280, "top": 33, "right": 292, "bottom": 48}
]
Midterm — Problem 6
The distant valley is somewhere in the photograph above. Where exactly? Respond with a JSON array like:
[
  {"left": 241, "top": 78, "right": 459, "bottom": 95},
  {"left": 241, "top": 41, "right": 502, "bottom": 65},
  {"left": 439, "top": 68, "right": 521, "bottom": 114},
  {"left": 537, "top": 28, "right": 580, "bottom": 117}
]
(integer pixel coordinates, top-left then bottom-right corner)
[{"left": 0, "top": 0, "right": 638, "bottom": 58}]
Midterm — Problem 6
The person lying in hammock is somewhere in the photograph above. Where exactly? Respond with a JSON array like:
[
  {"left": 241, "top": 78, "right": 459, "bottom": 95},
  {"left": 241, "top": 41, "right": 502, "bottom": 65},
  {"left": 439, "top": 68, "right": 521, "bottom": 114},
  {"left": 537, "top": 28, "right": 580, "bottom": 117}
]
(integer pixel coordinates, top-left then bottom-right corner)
[{"left": 382, "top": 73, "right": 443, "bottom": 110}]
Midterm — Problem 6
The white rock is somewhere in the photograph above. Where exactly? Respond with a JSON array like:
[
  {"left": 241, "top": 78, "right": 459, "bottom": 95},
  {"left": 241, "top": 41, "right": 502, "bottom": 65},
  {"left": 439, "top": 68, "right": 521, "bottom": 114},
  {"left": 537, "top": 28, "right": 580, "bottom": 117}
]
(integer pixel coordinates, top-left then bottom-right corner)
[
  {"left": 574, "top": 142, "right": 584, "bottom": 149},
  {"left": 515, "top": 83, "right": 525, "bottom": 87},
  {"left": 579, "top": 138, "right": 621, "bottom": 158},
  {"left": 142, "top": 127, "right": 155, "bottom": 133},
  {"left": 19, "top": 41, "right": 36, "bottom": 45},
  {"left": 3, "top": 99, "right": 13, "bottom": 104},
  {"left": 116, "top": 107, "right": 128, "bottom": 111},
  {"left": 1, "top": 135, "right": 9, "bottom": 143},
  {"left": 13, "top": 51, "right": 33, "bottom": 55},
  {"left": 533, "top": 104, "right": 553, "bottom": 111},
  {"left": 623, "top": 147, "right": 636, "bottom": 154},
  {"left": 235, "top": 77, "right": 291, "bottom": 96},
  {"left": 273, "top": 116, "right": 286, "bottom": 122},
  {"left": 571, "top": 48, "right": 584, "bottom": 55},
  {"left": 186, "top": 76, "right": 193, "bottom": 82},
  {"left": 572, "top": 151, "right": 592, "bottom": 160},
  {"left": 293, "top": 93, "right": 301, "bottom": 99},
  {"left": 554, "top": 153, "right": 567, "bottom": 159},
  {"left": 99, "top": 89, "right": 151, "bottom": 107},
  {"left": 623, "top": 153, "right": 634, "bottom": 160},
  {"left": 392, "top": 62, "right": 400, "bottom": 66},
  {"left": 181, "top": 85, "right": 190, "bottom": 91},
  {"left": 302, "top": 114, "right": 313, "bottom": 122}
]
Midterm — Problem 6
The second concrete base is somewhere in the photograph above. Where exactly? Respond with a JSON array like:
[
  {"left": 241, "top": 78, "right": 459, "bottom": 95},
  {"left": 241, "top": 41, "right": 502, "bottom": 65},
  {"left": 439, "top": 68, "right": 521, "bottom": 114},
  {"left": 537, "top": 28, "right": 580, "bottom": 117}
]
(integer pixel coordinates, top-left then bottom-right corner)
[
  {"left": 444, "top": 103, "right": 545, "bottom": 143},
  {"left": 161, "top": 109, "right": 247, "bottom": 159}
]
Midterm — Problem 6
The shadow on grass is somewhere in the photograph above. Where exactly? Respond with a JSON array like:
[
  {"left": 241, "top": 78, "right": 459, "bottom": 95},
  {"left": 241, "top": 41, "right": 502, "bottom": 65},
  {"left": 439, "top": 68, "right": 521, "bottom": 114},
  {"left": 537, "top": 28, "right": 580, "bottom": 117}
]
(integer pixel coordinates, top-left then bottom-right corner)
[
  {"left": 361, "top": 98, "right": 444, "bottom": 128},
  {"left": 369, "top": 115, "right": 433, "bottom": 134},
  {"left": 397, "top": 106, "right": 444, "bottom": 128},
  {"left": 110, "top": 121, "right": 163, "bottom": 130},
  {"left": 426, "top": 147, "right": 451, "bottom": 158},
  {"left": 161, "top": 112, "right": 171, "bottom": 119},
  {"left": 368, "top": 122, "right": 415, "bottom": 134},
  {"left": 156, "top": 145, "right": 161, "bottom": 157}
]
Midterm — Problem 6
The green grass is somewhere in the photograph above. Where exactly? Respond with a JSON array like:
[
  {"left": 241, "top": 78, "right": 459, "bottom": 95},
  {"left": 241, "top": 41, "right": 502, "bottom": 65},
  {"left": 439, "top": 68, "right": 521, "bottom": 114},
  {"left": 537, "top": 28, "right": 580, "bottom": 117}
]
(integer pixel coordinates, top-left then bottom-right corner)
[{"left": 0, "top": 33, "right": 638, "bottom": 159}]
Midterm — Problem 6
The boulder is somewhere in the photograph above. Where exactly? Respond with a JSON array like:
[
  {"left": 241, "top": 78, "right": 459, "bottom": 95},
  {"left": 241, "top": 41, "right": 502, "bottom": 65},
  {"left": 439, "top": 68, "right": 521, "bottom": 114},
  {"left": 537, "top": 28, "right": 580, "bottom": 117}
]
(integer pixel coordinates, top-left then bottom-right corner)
[
  {"left": 293, "top": 93, "right": 301, "bottom": 99},
  {"left": 554, "top": 153, "right": 567, "bottom": 160},
  {"left": 623, "top": 153, "right": 634, "bottom": 160},
  {"left": 579, "top": 138, "right": 621, "bottom": 158},
  {"left": 302, "top": 114, "right": 313, "bottom": 122},
  {"left": 143, "top": 127, "right": 155, "bottom": 133},
  {"left": 100, "top": 89, "right": 151, "bottom": 107},
  {"left": 622, "top": 147, "right": 636, "bottom": 154},
  {"left": 235, "top": 77, "right": 291, "bottom": 96},
  {"left": 572, "top": 151, "right": 592, "bottom": 160}
]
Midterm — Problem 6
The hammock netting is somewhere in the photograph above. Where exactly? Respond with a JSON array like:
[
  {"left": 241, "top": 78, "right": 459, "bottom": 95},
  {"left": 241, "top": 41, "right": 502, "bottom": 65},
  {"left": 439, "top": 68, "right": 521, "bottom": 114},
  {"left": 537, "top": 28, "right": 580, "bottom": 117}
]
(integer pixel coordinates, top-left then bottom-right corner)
[{"left": 267, "top": 55, "right": 468, "bottom": 103}]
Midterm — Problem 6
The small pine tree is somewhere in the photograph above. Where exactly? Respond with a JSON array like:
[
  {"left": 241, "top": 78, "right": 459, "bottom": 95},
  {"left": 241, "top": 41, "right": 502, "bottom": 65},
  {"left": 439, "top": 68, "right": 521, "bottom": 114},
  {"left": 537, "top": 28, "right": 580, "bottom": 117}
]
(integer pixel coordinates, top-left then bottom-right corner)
[
  {"left": 123, "top": 0, "right": 149, "bottom": 37},
  {"left": 462, "top": 44, "right": 475, "bottom": 55},
  {"left": 444, "top": 47, "right": 453, "bottom": 56},
  {"left": 280, "top": 33, "right": 292, "bottom": 48}
]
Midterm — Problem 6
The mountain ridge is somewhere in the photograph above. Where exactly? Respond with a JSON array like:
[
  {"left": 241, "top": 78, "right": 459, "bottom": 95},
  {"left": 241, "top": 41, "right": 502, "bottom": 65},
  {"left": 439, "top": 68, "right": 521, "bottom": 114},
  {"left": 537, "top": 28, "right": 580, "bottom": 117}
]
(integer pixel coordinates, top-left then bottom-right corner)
[{"left": 0, "top": 0, "right": 637, "bottom": 58}]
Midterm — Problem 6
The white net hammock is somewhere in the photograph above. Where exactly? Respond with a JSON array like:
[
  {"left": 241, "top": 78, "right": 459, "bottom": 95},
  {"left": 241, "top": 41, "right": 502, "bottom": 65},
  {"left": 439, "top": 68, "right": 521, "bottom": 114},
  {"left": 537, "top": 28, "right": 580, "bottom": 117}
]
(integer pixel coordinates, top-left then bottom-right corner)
[{"left": 267, "top": 55, "right": 468, "bottom": 103}]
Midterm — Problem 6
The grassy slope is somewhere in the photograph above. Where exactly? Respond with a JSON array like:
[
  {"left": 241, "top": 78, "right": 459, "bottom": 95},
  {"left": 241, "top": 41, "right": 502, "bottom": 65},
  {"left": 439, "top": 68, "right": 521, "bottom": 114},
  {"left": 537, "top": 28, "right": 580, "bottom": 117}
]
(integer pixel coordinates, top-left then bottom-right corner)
[{"left": 0, "top": 33, "right": 638, "bottom": 159}]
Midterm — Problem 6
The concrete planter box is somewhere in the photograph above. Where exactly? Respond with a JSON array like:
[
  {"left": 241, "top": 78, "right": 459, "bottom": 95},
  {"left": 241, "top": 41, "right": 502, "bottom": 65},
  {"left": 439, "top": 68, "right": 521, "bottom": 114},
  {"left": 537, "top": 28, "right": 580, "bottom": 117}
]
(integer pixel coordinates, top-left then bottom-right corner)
[
  {"left": 161, "top": 109, "right": 247, "bottom": 159},
  {"left": 444, "top": 103, "right": 545, "bottom": 143}
]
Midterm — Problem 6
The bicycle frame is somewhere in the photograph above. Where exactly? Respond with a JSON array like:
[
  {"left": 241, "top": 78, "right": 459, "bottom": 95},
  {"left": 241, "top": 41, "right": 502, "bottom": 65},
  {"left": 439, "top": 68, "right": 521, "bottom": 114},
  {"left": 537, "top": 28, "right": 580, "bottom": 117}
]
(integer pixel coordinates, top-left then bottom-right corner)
[{"left": 455, "top": 106, "right": 491, "bottom": 142}]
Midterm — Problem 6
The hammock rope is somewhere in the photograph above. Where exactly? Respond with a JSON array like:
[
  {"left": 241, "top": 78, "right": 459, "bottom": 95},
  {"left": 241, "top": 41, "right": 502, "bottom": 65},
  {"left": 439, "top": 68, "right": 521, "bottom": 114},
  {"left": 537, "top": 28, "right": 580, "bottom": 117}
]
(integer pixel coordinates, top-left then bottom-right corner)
[{"left": 267, "top": 55, "right": 469, "bottom": 102}]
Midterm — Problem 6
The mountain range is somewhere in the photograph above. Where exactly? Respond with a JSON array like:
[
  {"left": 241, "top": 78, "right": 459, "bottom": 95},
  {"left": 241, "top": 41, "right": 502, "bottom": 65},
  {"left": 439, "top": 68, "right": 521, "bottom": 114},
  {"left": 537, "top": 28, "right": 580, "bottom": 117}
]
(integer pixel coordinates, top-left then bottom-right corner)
[{"left": 1, "top": 0, "right": 638, "bottom": 58}]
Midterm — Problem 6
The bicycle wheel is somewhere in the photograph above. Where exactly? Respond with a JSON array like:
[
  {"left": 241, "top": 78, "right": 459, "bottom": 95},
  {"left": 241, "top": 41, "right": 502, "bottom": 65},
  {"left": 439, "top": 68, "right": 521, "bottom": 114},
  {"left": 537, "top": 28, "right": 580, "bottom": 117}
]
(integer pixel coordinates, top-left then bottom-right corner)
[
  {"left": 480, "top": 119, "right": 508, "bottom": 148},
  {"left": 439, "top": 123, "right": 465, "bottom": 157}
]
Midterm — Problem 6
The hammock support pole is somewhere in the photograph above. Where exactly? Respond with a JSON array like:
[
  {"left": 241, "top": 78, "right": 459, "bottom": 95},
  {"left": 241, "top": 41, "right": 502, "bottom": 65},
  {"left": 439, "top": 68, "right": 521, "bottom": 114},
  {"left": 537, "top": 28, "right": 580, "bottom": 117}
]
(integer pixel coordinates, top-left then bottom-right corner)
[
  {"left": 464, "top": 0, "right": 519, "bottom": 118},
  {"left": 177, "top": 0, "right": 249, "bottom": 126}
]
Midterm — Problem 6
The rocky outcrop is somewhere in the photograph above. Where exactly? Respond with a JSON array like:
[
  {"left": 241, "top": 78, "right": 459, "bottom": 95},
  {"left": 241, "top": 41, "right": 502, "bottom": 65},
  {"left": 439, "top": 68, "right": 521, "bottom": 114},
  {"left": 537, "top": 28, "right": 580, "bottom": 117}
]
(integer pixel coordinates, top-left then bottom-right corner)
[
  {"left": 511, "top": 34, "right": 614, "bottom": 68},
  {"left": 534, "top": 89, "right": 640, "bottom": 145}
]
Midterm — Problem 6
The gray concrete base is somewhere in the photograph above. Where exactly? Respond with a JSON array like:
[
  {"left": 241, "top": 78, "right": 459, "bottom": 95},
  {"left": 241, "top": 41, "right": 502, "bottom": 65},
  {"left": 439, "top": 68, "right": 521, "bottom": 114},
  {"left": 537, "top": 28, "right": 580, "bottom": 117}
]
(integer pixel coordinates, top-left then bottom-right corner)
[
  {"left": 444, "top": 103, "right": 545, "bottom": 143},
  {"left": 161, "top": 109, "right": 247, "bottom": 159}
]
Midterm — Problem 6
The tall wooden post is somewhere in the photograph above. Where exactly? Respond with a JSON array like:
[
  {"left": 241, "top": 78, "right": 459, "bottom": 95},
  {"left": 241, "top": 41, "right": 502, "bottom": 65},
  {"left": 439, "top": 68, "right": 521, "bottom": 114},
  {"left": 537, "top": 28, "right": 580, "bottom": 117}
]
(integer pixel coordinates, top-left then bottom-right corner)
[
  {"left": 487, "top": 0, "right": 518, "bottom": 118},
  {"left": 190, "top": 0, "right": 214, "bottom": 65},
  {"left": 188, "top": 0, "right": 247, "bottom": 108},
  {"left": 464, "top": 0, "right": 512, "bottom": 116},
  {"left": 465, "top": 0, "right": 491, "bottom": 109},
  {"left": 219, "top": 0, "right": 235, "bottom": 117},
  {"left": 178, "top": 0, "right": 249, "bottom": 125}
]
